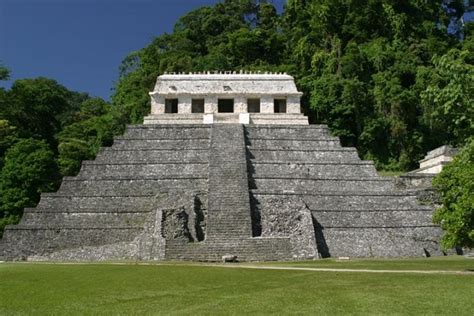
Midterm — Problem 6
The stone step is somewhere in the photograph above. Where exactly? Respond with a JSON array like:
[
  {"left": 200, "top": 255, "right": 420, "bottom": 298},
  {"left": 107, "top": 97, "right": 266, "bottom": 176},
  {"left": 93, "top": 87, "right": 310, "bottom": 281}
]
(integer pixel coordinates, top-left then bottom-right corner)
[
  {"left": 249, "top": 115, "right": 309, "bottom": 125},
  {"left": 143, "top": 114, "right": 204, "bottom": 125},
  {"left": 314, "top": 226, "right": 442, "bottom": 258},
  {"left": 248, "top": 148, "right": 361, "bottom": 163},
  {"left": 254, "top": 193, "right": 426, "bottom": 211},
  {"left": 245, "top": 125, "right": 332, "bottom": 139},
  {"left": 94, "top": 148, "right": 209, "bottom": 164},
  {"left": 37, "top": 195, "right": 154, "bottom": 209},
  {"left": 20, "top": 211, "right": 149, "bottom": 228},
  {"left": 77, "top": 163, "right": 208, "bottom": 180},
  {"left": 24, "top": 206, "right": 153, "bottom": 213},
  {"left": 311, "top": 209, "right": 436, "bottom": 228},
  {"left": 246, "top": 138, "right": 340, "bottom": 149},
  {"left": 1, "top": 226, "right": 142, "bottom": 258},
  {"left": 251, "top": 178, "right": 395, "bottom": 192},
  {"left": 250, "top": 162, "right": 378, "bottom": 178},
  {"left": 251, "top": 189, "right": 418, "bottom": 197},
  {"left": 302, "top": 194, "right": 424, "bottom": 210},
  {"left": 164, "top": 237, "right": 292, "bottom": 261},
  {"left": 57, "top": 178, "right": 207, "bottom": 196},
  {"left": 123, "top": 124, "right": 210, "bottom": 139},
  {"left": 112, "top": 138, "right": 210, "bottom": 150}
]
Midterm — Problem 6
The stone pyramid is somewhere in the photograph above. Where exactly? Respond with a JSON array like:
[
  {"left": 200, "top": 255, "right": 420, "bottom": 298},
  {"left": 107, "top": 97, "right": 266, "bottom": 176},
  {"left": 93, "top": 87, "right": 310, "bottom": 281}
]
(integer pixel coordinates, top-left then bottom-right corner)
[
  {"left": 0, "top": 123, "right": 442, "bottom": 261},
  {"left": 0, "top": 73, "right": 443, "bottom": 261}
]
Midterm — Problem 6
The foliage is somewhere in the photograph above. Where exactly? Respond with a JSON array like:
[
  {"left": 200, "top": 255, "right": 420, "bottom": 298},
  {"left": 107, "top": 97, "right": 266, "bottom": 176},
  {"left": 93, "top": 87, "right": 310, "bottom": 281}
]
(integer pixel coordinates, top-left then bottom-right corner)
[
  {"left": 0, "top": 64, "right": 9, "bottom": 81},
  {"left": 0, "top": 74, "right": 122, "bottom": 235},
  {"left": 421, "top": 49, "right": 474, "bottom": 145},
  {"left": 57, "top": 98, "right": 120, "bottom": 176},
  {"left": 433, "top": 139, "right": 474, "bottom": 249},
  {"left": 0, "top": 138, "right": 59, "bottom": 221},
  {"left": 1, "top": 78, "right": 78, "bottom": 146}
]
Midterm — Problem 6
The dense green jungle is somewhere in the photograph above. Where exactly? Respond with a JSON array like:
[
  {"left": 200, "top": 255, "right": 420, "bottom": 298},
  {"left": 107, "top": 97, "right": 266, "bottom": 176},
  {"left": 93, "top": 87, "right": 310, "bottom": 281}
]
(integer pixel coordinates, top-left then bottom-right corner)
[{"left": 0, "top": 0, "right": 472, "bottom": 247}]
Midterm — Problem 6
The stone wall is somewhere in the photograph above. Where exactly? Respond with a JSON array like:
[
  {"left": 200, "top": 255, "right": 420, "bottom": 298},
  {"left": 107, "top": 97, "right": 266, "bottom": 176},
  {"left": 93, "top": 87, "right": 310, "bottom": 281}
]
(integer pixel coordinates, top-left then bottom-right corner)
[{"left": 245, "top": 125, "right": 442, "bottom": 258}]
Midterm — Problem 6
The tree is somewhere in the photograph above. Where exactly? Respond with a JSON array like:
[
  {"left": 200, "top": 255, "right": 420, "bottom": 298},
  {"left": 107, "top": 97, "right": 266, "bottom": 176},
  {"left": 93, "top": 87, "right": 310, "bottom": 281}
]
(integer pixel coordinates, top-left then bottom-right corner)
[
  {"left": 421, "top": 49, "right": 474, "bottom": 145},
  {"left": 57, "top": 98, "right": 120, "bottom": 176},
  {"left": 433, "top": 139, "right": 474, "bottom": 249},
  {"left": 0, "top": 138, "right": 59, "bottom": 235},
  {"left": 0, "top": 120, "right": 18, "bottom": 169},
  {"left": 0, "top": 64, "right": 9, "bottom": 81},
  {"left": 3, "top": 78, "right": 74, "bottom": 146}
]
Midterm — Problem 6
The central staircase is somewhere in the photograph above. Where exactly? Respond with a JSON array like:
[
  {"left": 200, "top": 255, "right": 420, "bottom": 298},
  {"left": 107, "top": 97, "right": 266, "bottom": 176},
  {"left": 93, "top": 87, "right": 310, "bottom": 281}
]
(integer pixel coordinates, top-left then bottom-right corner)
[{"left": 165, "top": 124, "right": 292, "bottom": 261}]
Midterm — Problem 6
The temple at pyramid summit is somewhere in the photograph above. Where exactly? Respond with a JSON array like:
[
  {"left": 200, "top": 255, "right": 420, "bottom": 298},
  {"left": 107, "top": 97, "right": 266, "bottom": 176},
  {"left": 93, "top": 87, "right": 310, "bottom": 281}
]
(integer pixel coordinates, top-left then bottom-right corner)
[{"left": 0, "top": 72, "right": 443, "bottom": 261}]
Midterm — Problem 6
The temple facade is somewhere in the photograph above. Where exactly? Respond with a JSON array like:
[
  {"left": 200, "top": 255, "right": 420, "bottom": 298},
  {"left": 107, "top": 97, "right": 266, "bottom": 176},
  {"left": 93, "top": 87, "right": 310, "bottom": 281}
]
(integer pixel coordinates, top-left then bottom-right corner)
[{"left": 145, "top": 72, "right": 308, "bottom": 124}]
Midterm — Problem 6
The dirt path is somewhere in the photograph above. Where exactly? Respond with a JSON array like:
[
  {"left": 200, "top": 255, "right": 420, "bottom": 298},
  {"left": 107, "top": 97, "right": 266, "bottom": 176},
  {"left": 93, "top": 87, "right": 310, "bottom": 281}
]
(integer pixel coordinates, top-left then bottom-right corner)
[
  {"left": 3, "top": 261, "right": 473, "bottom": 275},
  {"left": 206, "top": 264, "right": 474, "bottom": 275}
]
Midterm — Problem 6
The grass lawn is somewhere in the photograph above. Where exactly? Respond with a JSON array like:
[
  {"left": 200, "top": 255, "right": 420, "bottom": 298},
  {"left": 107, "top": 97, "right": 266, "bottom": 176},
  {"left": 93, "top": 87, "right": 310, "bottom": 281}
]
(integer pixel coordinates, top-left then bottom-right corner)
[
  {"left": 256, "top": 256, "right": 474, "bottom": 271},
  {"left": 1, "top": 258, "right": 473, "bottom": 315},
  {"left": 377, "top": 170, "right": 405, "bottom": 177}
]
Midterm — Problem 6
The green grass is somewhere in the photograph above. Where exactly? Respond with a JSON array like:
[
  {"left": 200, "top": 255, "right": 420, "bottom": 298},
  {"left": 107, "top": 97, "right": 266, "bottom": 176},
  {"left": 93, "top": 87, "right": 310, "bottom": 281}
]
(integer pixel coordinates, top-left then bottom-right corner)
[
  {"left": 1, "top": 258, "right": 473, "bottom": 315},
  {"left": 255, "top": 256, "right": 474, "bottom": 271},
  {"left": 378, "top": 170, "right": 405, "bottom": 177}
]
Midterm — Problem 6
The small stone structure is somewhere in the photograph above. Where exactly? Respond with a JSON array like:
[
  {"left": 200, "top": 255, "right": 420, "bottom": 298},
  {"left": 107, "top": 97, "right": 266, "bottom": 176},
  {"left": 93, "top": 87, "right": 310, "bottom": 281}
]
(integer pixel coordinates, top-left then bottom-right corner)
[
  {"left": 396, "top": 145, "right": 459, "bottom": 193},
  {"left": 145, "top": 72, "right": 308, "bottom": 125},
  {"left": 0, "top": 73, "right": 444, "bottom": 261},
  {"left": 412, "top": 145, "right": 458, "bottom": 175}
]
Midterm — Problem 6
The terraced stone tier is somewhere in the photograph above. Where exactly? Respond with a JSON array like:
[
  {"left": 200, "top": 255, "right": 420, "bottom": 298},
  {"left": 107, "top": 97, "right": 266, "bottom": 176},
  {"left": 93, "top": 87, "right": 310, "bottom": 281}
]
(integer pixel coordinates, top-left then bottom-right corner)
[
  {"left": 36, "top": 195, "right": 154, "bottom": 209},
  {"left": 251, "top": 177, "right": 395, "bottom": 191},
  {"left": 94, "top": 148, "right": 209, "bottom": 164},
  {"left": 144, "top": 114, "right": 204, "bottom": 125},
  {"left": 77, "top": 162, "right": 208, "bottom": 180},
  {"left": 1, "top": 227, "right": 143, "bottom": 259},
  {"left": 312, "top": 209, "right": 436, "bottom": 228},
  {"left": 122, "top": 124, "right": 211, "bottom": 139},
  {"left": 248, "top": 113, "right": 309, "bottom": 125},
  {"left": 112, "top": 138, "right": 210, "bottom": 150},
  {"left": 20, "top": 211, "right": 149, "bottom": 228},
  {"left": 246, "top": 138, "right": 341, "bottom": 149},
  {"left": 248, "top": 148, "right": 361, "bottom": 162},
  {"left": 250, "top": 162, "right": 377, "bottom": 178},
  {"left": 165, "top": 238, "right": 292, "bottom": 261},
  {"left": 57, "top": 178, "right": 207, "bottom": 196},
  {"left": 245, "top": 125, "right": 332, "bottom": 139},
  {"left": 319, "top": 227, "right": 442, "bottom": 257}
]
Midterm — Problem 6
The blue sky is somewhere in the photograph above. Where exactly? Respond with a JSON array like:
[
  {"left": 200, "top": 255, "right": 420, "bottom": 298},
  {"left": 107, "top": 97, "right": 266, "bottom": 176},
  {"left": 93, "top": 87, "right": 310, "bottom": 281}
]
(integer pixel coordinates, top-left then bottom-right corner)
[{"left": 0, "top": 0, "right": 285, "bottom": 100}]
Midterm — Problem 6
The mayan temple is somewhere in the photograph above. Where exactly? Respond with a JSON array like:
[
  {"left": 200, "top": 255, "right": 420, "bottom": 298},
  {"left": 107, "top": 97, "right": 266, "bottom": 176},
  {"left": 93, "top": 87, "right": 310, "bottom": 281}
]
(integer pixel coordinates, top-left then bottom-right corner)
[{"left": 0, "top": 72, "right": 443, "bottom": 261}]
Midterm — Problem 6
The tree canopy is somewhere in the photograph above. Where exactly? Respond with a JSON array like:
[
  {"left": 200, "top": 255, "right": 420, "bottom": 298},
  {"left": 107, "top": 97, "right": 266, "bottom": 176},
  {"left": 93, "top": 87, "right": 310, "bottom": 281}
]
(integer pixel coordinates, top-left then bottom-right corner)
[
  {"left": 433, "top": 139, "right": 474, "bottom": 249},
  {"left": 113, "top": 0, "right": 471, "bottom": 170}
]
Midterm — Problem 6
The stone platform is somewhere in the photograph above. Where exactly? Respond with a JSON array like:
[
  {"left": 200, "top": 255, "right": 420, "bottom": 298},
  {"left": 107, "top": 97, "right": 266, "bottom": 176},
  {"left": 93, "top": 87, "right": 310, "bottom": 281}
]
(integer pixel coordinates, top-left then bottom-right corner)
[{"left": 0, "top": 124, "right": 442, "bottom": 261}]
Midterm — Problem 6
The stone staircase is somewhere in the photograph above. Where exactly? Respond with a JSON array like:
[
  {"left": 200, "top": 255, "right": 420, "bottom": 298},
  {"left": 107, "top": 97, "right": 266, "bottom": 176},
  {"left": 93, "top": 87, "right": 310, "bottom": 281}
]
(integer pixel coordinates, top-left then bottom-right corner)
[{"left": 164, "top": 124, "right": 292, "bottom": 261}]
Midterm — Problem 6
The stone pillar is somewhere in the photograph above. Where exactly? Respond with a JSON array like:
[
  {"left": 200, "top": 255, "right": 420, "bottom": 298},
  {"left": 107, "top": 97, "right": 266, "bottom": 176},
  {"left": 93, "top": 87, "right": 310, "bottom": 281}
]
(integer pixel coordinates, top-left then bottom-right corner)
[
  {"left": 178, "top": 96, "right": 192, "bottom": 114},
  {"left": 150, "top": 94, "right": 165, "bottom": 114},
  {"left": 261, "top": 95, "right": 273, "bottom": 113},
  {"left": 205, "top": 96, "right": 218, "bottom": 113},
  {"left": 287, "top": 95, "right": 301, "bottom": 114},
  {"left": 234, "top": 96, "right": 247, "bottom": 113}
]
